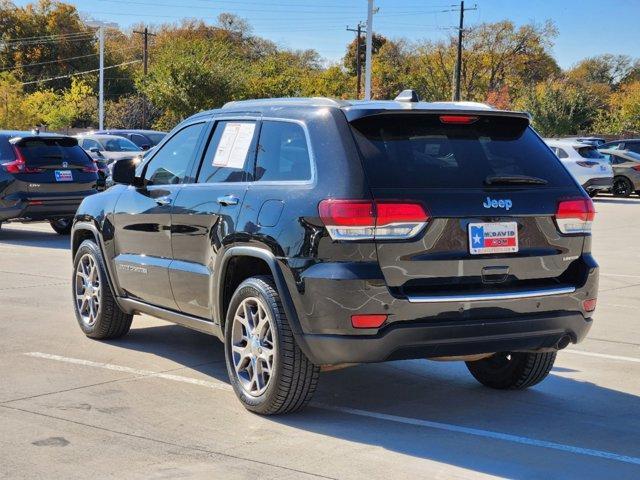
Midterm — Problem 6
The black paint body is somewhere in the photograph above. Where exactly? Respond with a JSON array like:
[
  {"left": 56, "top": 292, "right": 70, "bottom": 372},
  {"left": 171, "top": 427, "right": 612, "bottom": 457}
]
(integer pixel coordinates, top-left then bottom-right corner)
[{"left": 71, "top": 101, "right": 597, "bottom": 365}]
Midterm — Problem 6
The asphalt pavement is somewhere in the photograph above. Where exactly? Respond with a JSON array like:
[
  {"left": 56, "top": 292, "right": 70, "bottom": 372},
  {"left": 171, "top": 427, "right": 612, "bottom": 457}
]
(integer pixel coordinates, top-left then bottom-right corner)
[{"left": 1, "top": 195, "right": 639, "bottom": 479}]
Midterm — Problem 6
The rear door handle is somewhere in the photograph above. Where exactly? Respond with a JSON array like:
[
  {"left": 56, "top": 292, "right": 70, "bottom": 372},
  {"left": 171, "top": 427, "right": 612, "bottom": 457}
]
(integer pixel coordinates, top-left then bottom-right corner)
[
  {"left": 217, "top": 195, "right": 239, "bottom": 206},
  {"left": 155, "top": 196, "right": 172, "bottom": 206}
]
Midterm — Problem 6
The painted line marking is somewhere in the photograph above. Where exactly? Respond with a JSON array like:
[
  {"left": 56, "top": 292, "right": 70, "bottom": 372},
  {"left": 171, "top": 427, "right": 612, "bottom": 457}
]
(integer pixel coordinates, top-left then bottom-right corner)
[
  {"left": 24, "top": 352, "right": 231, "bottom": 391},
  {"left": 564, "top": 349, "right": 640, "bottom": 364},
  {"left": 24, "top": 351, "right": 640, "bottom": 466},
  {"left": 601, "top": 273, "right": 640, "bottom": 279},
  {"left": 312, "top": 404, "right": 640, "bottom": 466}
]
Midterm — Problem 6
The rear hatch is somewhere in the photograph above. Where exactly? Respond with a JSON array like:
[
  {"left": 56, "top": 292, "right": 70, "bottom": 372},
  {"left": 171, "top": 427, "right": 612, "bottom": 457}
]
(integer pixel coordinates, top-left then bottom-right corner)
[
  {"left": 574, "top": 145, "right": 613, "bottom": 178},
  {"left": 350, "top": 112, "right": 591, "bottom": 299},
  {"left": 7, "top": 136, "right": 98, "bottom": 197}
]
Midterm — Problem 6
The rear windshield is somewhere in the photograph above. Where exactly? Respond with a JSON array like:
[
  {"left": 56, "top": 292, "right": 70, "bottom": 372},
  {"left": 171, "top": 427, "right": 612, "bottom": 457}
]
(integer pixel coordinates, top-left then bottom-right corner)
[
  {"left": 17, "top": 138, "right": 92, "bottom": 166},
  {"left": 350, "top": 114, "right": 575, "bottom": 188},
  {"left": 576, "top": 146, "right": 606, "bottom": 159},
  {"left": 146, "top": 133, "right": 166, "bottom": 145}
]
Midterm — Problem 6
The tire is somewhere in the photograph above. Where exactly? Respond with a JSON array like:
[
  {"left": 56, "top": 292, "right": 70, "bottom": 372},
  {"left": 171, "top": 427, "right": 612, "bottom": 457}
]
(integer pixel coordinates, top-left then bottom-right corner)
[
  {"left": 587, "top": 190, "right": 598, "bottom": 198},
  {"left": 613, "top": 176, "right": 633, "bottom": 197},
  {"left": 72, "top": 239, "right": 132, "bottom": 339},
  {"left": 224, "top": 276, "right": 319, "bottom": 415},
  {"left": 50, "top": 217, "right": 73, "bottom": 235},
  {"left": 466, "top": 351, "right": 556, "bottom": 390}
]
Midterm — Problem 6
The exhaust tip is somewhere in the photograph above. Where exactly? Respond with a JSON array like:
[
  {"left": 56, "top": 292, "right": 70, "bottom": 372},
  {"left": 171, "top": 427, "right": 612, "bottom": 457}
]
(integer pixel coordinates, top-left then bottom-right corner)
[{"left": 556, "top": 335, "right": 572, "bottom": 350}]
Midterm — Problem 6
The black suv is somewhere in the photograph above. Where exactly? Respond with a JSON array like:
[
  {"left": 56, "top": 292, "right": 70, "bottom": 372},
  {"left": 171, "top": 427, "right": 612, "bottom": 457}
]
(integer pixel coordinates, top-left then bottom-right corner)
[
  {"left": 1, "top": 131, "right": 99, "bottom": 234},
  {"left": 70, "top": 95, "right": 598, "bottom": 414}
]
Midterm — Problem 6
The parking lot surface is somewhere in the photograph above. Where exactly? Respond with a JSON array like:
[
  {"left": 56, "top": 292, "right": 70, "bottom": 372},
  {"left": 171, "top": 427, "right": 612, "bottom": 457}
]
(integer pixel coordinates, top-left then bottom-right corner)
[{"left": 1, "top": 195, "right": 640, "bottom": 479}]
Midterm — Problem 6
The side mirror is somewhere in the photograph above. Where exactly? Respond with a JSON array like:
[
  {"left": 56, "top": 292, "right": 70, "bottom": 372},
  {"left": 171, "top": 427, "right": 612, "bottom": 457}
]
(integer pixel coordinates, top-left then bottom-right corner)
[
  {"left": 112, "top": 158, "right": 141, "bottom": 186},
  {"left": 141, "top": 144, "right": 151, "bottom": 151}
]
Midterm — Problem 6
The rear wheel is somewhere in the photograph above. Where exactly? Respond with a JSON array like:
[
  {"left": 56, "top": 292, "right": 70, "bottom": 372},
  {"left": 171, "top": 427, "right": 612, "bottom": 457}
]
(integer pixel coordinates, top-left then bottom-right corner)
[
  {"left": 50, "top": 217, "right": 73, "bottom": 235},
  {"left": 224, "top": 276, "right": 319, "bottom": 415},
  {"left": 613, "top": 176, "right": 633, "bottom": 197},
  {"left": 72, "top": 239, "right": 132, "bottom": 339},
  {"left": 587, "top": 190, "right": 598, "bottom": 198},
  {"left": 466, "top": 351, "right": 556, "bottom": 390}
]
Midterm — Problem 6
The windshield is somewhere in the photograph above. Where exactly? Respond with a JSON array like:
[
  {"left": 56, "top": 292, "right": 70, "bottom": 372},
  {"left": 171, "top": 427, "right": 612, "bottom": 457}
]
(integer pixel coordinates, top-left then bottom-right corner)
[
  {"left": 103, "top": 137, "right": 142, "bottom": 152},
  {"left": 146, "top": 133, "right": 166, "bottom": 145},
  {"left": 576, "top": 146, "right": 606, "bottom": 159},
  {"left": 350, "top": 114, "right": 575, "bottom": 188}
]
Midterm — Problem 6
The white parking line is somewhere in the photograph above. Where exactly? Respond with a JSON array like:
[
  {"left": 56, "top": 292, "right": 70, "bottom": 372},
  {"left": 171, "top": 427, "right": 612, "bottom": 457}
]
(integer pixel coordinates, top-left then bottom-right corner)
[
  {"left": 564, "top": 349, "right": 640, "bottom": 364},
  {"left": 312, "top": 404, "right": 640, "bottom": 466},
  {"left": 24, "top": 351, "right": 640, "bottom": 466},
  {"left": 24, "top": 352, "right": 232, "bottom": 391}
]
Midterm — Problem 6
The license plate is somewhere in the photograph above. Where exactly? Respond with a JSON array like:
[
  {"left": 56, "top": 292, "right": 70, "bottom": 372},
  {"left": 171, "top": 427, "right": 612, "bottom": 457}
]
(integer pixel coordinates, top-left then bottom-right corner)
[
  {"left": 469, "top": 222, "right": 518, "bottom": 255},
  {"left": 55, "top": 170, "right": 73, "bottom": 182}
]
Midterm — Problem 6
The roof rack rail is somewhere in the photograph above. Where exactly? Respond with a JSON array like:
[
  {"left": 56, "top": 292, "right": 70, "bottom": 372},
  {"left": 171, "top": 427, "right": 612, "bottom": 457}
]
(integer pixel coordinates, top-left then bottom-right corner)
[{"left": 222, "top": 97, "right": 350, "bottom": 109}]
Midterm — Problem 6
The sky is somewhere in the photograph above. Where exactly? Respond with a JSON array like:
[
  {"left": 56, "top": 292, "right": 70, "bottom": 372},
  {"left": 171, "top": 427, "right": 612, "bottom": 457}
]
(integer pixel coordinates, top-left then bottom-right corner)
[{"left": 11, "top": 0, "right": 640, "bottom": 69}]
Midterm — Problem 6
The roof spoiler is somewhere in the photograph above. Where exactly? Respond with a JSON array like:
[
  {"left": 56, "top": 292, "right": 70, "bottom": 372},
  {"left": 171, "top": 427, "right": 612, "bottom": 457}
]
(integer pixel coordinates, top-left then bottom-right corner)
[{"left": 9, "top": 135, "right": 78, "bottom": 147}]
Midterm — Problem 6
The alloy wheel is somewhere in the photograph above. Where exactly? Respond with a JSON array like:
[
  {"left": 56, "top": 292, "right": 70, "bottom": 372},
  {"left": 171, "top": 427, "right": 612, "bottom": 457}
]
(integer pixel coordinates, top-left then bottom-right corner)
[
  {"left": 74, "top": 253, "right": 101, "bottom": 326},
  {"left": 230, "top": 297, "right": 276, "bottom": 397},
  {"left": 613, "top": 177, "right": 631, "bottom": 197}
]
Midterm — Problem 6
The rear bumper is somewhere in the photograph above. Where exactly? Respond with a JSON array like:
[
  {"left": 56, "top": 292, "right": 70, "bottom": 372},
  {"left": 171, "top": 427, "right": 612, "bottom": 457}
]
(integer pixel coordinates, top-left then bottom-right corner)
[
  {"left": 0, "top": 194, "right": 91, "bottom": 221},
  {"left": 298, "top": 312, "right": 592, "bottom": 364},
  {"left": 582, "top": 177, "right": 613, "bottom": 191},
  {"left": 287, "top": 255, "right": 598, "bottom": 365}
]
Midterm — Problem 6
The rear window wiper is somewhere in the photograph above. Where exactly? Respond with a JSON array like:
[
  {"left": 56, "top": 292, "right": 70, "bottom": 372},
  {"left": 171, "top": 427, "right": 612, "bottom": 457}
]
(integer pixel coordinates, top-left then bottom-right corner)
[{"left": 484, "top": 174, "right": 548, "bottom": 186}]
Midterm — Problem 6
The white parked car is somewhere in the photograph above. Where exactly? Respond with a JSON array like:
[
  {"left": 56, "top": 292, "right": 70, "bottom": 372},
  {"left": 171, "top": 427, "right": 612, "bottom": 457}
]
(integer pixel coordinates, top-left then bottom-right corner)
[
  {"left": 544, "top": 139, "right": 613, "bottom": 196},
  {"left": 75, "top": 133, "right": 143, "bottom": 166}
]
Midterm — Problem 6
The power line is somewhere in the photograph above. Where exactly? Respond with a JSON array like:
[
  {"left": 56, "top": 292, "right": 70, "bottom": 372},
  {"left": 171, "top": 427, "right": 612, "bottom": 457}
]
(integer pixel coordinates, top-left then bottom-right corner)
[
  {"left": 19, "top": 60, "right": 142, "bottom": 86},
  {"left": 0, "top": 45, "right": 139, "bottom": 72}
]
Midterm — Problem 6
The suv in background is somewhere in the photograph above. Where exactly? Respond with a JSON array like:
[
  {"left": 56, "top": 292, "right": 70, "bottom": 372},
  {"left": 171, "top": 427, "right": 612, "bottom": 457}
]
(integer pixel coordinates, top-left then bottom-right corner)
[
  {"left": 0, "top": 131, "right": 98, "bottom": 234},
  {"left": 93, "top": 129, "right": 167, "bottom": 150},
  {"left": 599, "top": 148, "right": 640, "bottom": 197},
  {"left": 70, "top": 94, "right": 599, "bottom": 414},
  {"left": 599, "top": 138, "right": 640, "bottom": 155},
  {"left": 545, "top": 139, "right": 613, "bottom": 196}
]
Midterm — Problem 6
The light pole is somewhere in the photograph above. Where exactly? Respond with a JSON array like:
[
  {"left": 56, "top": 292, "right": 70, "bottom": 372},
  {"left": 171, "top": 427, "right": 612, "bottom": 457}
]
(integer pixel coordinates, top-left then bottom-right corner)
[
  {"left": 364, "top": 0, "right": 374, "bottom": 101},
  {"left": 86, "top": 21, "right": 118, "bottom": 130}
]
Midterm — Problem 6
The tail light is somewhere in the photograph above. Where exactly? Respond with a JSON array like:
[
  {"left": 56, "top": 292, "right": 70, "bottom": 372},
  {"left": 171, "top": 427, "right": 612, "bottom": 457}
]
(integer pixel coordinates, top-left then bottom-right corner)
[
  {"left": 439, "top": 115, "right": 478, "bottom": 125},
  {"left": 555, "top": 198, "right": 595, "bottom": 234},
  {"left": 576, "top": 161, "right": 598, "bottom": 167},
  {"left": 632, "top": 165, "right": 640, "bottom": 172},
  {"left": 2, "top": 146, "right": 43, "bottom": 174},
  {"left": 319, "top": 199, "right": 429, "bottom": 240},
  {"left": 82, "top": 161, "right": 99, "bottom": 173}
]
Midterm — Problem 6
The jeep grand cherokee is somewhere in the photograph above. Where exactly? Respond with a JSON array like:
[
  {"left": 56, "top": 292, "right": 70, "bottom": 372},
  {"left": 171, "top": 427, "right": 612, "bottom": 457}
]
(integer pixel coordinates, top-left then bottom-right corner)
[{"left": 70, "top": 93, "right": 598, "bottom": 414}]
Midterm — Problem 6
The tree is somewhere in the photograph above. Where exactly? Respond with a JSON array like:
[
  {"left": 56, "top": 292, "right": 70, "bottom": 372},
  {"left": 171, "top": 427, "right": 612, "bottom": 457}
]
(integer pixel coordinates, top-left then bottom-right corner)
[
  {"left": 516, "top": 79, "right": 601, "bottom": 136},
  {"left": 0, "top": 0, "right": 97, "bottom": 91},
  {"left": 105, "top": 95, "right": 161, "bottom": 129},
  {"left": 343, "top": 32, "right": 387, "bottom": 76},
  {"left": 595, "top": 81, "right": 640, "bottom": 135},
  {"left": 0, "top": 72, "right": 34, "bottom": 128},
  {"left": 567, "top": 54, "right": 638, "bottom": 88}
]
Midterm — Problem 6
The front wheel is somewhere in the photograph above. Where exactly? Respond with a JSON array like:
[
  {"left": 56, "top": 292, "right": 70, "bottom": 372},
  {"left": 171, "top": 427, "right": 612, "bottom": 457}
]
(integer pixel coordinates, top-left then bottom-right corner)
[
  {"left": 50, "top": 217, "right": 73, "bottom": 235},
  {"left": 224, "top": 276, "right": 319, "bottom": 415},
  {"left": 466, "top": 351, "right": 556, "bottom": 390},
  {"left": 73, "top": 240, "right": 132, "bottom": 339}
]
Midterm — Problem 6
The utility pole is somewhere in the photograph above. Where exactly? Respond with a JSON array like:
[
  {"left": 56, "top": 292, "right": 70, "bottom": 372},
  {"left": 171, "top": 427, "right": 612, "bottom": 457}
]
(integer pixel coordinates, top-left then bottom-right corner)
[
  {"left": 86, "top": 20, "right": 118, "bottom": 130},
  {"left": 346, "top": 22, "right": 364, "bottom": 99},
  {"left": 452, "top": 1, "right": 477, "bottom": 101},
  {"left": 133, "top": 27, "right": 156, "bottom": 76},
  {"left": 364, "top": 0, "right": 374, "bottom": 100},
  {"left": 133, "top": 27, "right": 156, "bottom": 128}
]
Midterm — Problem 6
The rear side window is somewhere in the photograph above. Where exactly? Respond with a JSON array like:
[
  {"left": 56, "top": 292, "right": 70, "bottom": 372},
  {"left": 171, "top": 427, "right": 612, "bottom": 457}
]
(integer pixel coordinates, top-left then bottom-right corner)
[
  {"left": 17, "top": 138, "right": 92, "bottom": 166},
  {"left": 576, "top": 146, "right": 606, "bottom": 159},
  {"left": 0, "top": 138, "right": 15, "bottom": 161},
  {"left": 350, "top": 114, "right": 575, "bottom": 188},
  {"left": 255, "top": 121, "right": 311, "bottom": 182}
]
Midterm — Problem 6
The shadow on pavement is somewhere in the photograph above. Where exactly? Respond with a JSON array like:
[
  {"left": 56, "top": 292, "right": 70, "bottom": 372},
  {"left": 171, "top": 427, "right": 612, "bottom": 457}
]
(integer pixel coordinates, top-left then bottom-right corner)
[
  {"left": 593, "top": 196, "right": 640, "bottom": 205},
  {"left": 0, "top": 224, "right": 69, "bottom": 250},
  {"left": 109, "top": 323, "right": 640, "bottom": 479}
]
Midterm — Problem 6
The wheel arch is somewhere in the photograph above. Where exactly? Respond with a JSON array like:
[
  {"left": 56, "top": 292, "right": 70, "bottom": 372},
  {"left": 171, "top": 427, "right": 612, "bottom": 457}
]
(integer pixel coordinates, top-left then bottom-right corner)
[{"left": 217, "top": 247, "right": 304, "bottom": 339}]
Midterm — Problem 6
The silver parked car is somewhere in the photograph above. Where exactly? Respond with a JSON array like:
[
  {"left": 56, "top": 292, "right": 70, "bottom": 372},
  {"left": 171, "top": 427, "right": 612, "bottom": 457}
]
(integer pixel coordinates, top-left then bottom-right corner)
[
  {"left": 599, "top": 148, "right": 640, "bottom": 197},
  {"left": 75, "top": 134, "right": 143, "bottom": 167}
]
